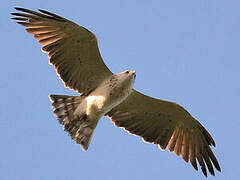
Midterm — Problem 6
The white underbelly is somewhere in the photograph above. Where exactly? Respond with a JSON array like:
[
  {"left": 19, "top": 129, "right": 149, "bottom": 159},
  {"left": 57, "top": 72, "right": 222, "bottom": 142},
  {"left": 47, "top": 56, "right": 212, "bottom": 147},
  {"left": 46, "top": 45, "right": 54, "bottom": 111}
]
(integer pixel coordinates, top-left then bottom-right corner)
[
  {"left": 75, "top": 75, "right": 133, "bottom": 118},
  {"left": 86, "top": 95, "right": 106, "bottom": 115},
  {"left": 85, "top": 94, "right": 126, "bottom": 116}
]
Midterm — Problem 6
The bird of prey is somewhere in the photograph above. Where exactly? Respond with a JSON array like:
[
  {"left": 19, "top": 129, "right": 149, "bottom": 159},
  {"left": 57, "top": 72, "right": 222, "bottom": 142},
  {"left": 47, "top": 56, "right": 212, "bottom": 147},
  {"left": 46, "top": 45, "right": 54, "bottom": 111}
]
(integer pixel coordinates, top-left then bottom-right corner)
[{"left": 11, "top": 7, "right": 221, "bottom": 177}]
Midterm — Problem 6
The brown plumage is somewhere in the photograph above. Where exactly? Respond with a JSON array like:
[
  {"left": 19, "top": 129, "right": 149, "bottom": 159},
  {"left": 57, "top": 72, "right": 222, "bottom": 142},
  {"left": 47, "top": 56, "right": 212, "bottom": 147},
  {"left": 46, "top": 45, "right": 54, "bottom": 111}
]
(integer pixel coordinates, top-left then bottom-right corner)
[
  {"left": 12, "top": 7, "right": 221, "bottom": 177},
  {"left": 107, "top": 90, "right": 221, "bottom": 176}
]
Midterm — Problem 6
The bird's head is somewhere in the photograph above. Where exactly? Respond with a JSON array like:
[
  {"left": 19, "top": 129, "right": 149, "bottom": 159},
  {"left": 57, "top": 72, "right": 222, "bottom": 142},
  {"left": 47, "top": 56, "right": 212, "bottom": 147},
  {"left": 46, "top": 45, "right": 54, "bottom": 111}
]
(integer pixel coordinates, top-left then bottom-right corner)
[
  {"left": 121, "top": 70, "right": 136, "bottom": 81},
  {"left": 115, "top": 70, "right": 136, "bottom": 90}
]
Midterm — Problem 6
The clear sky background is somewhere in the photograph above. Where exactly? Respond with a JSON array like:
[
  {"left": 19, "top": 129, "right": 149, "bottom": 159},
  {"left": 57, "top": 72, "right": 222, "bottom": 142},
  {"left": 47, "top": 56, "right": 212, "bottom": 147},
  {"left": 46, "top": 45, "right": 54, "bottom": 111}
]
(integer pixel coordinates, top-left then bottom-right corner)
[{"left": 1, "top": 0, "right": 239, "bottom": 179}]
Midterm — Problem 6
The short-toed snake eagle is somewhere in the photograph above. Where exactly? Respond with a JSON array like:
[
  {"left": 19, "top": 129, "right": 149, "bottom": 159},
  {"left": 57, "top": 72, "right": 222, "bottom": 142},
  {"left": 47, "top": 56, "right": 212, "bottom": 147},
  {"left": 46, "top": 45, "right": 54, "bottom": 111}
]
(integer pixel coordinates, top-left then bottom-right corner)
[{"left": 11, "top": 7, "right": 221, "bottom": 177}]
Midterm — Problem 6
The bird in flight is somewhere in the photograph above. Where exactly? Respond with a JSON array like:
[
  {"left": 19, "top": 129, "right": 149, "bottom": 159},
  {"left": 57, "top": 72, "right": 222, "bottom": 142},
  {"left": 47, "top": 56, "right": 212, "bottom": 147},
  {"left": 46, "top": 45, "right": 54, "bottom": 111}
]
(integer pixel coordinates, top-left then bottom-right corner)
[{"left": 11, "top": 7, "right": 221, "bottom": 177}]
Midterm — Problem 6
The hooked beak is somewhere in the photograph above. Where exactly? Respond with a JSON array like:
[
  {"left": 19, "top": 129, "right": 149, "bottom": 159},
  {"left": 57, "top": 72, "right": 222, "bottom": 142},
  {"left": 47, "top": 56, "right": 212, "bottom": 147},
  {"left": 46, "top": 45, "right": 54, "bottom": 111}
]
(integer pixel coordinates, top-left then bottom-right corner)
[{"left": 132, "top": 71, "right": 136, "bottom": 78}]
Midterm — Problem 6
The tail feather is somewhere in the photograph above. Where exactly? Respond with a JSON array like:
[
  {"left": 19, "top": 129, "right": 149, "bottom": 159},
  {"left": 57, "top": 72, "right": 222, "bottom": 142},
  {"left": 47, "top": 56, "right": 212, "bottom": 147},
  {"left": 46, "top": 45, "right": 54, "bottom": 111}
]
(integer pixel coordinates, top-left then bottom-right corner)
[
  {"left": 49, "top": 94, "right": 81, "bottom": 123},
  {"left": 49, "top": 94, "right": 97, "bottom": 151}
]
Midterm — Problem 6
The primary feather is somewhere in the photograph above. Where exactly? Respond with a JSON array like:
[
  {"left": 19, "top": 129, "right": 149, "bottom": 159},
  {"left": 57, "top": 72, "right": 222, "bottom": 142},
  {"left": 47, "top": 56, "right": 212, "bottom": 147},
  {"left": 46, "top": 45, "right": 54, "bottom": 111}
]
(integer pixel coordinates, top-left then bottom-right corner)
[{"left": 12, "top": 7, "right": 221, "bottom": 177}]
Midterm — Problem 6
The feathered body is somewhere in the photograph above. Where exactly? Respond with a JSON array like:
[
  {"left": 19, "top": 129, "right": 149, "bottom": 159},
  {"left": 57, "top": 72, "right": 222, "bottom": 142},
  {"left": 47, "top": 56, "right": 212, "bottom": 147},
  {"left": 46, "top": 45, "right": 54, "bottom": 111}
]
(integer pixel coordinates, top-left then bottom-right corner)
[
  {"left": 12, "top": 7, "right": 221, "bottom": 177},
  {"left": 50, "top": 70, "right": 136, "bottom": 150}
]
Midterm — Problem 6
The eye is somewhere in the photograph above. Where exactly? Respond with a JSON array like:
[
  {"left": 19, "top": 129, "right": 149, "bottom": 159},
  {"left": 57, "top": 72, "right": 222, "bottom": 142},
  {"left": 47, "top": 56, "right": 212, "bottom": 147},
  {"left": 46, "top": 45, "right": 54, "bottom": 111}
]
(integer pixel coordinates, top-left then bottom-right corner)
[{"left": 125, "top": 70, "right": 130, "bottom": 74}]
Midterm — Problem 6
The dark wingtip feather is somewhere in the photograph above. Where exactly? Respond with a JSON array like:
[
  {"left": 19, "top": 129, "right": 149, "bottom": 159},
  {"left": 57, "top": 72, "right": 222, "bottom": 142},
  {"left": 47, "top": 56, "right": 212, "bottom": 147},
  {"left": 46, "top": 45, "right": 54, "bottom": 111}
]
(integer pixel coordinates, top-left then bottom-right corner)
[
  {"left": 14, "top": 7, "right": 23, "bottom": 10},
  {"left": 38, "top": 9, "right": 64, "bottom": 19},
  {"left": 11, "top": 17, "right": 28, "bottom": 21},
  {"left": 191, "top": 160, "right": 198, "bottom": 171},
  {"left": 12, "top": 7, "right": 64, "bottom": 21},
  {"left": 218, "top": 166, "right": 221, "bottom": 172},
  {"left": 215, "top": 162, "right": 221, "bottom": 172},
  {"left": 210, "top": 138, "right": 216, "bottom": 147},
  {"left": 14, "top": 7, "right": 31, "bottom": 13},
  {"left": 11, "top": 12, "right": 21, "bottom": 16},
  {"left": 16, "top": 22, "right": 26, "bottom": 26},
  {"left": 182, "top": 155, "right": 189, "bottom": 163}
]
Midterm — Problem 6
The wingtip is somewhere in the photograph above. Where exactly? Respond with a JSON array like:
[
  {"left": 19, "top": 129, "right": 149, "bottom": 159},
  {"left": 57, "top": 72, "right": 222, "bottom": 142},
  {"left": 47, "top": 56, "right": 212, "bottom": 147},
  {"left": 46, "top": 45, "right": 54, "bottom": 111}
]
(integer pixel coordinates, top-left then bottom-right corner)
[
  {"left": 14, "top": 7, "right": 25, "bottom": 11},
  {"left": 10, "top": 14, "right": 27, "bottom": 23},
  {"left": 211, "top": 140, "right": 216, "bottom": 147},
  {"left": 216, "top": 164, "right": 221, "bottom": 172},
  {"left": 192, "top": 164, "right": 198, "bottom": 171},
  {"left": 209, "top": 170, "right": 215, "bottom": 176},
  {"left": 10, "top": 12, "right": 18, "bottom": 16},
  {"left": 38, "top": 9, "right": 44, "bottom": 13},
  {"left": 201, "top": 168, "right": 208, "bottom": 177},
  {"left": 38, "top": 9, "right": 50, "bottom": 15},
  {"left": 38, "top": 9, "right": 45, "bottom": 12},
  {"left": 14, "top": 7, "right": 47, "bottom": 14}
]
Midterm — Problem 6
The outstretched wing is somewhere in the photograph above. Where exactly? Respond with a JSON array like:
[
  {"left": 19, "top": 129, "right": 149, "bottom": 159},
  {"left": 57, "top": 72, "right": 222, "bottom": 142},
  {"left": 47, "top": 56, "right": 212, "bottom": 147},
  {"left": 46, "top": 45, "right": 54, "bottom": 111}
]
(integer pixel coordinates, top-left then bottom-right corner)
[
  {"left": 107, "top": 90, "right": 221, "bottom": 177},
  {"left": 11, "top": 8, "right": 112, "bottom": 94}
]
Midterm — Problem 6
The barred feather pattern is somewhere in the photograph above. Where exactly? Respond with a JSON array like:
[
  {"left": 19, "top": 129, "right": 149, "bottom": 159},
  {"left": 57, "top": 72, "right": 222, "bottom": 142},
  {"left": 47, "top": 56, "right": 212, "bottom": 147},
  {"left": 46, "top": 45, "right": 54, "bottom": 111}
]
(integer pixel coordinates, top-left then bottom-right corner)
[{"left": 49, "top": 94, "right": 96, "bottom": 150}]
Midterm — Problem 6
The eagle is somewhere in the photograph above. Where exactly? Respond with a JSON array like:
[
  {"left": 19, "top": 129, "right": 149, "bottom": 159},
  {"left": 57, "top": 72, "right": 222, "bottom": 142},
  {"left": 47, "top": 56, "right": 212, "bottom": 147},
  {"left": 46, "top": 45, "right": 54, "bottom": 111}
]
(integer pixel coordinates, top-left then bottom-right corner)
[{"left": 11, "top": 7, "right": 221, "bottom": 177}]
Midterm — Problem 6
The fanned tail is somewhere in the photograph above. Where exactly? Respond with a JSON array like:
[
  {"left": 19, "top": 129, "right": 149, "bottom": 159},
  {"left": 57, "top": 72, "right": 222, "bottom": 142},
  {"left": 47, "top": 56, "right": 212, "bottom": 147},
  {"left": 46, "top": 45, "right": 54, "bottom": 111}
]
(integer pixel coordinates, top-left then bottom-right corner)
[{"left": 49, "top": 94, "right": 97, "bottom": 151}]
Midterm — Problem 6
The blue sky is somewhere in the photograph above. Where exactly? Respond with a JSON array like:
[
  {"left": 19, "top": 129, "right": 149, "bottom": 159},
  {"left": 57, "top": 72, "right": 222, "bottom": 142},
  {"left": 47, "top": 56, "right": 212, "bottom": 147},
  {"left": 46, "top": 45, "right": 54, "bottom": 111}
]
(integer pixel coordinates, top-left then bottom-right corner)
[{"left": 1, "top": 0, "right": 239, "bottom": 179}]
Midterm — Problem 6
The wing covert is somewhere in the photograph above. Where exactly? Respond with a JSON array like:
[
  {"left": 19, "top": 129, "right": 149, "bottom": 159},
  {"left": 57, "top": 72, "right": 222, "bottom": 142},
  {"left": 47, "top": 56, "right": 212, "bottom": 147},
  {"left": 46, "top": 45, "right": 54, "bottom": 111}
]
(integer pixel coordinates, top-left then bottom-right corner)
[
  {"left": 107, "top": 90, "right": 221, "bottom": 177},
  {"left": 11, "top": 7, "right": 112, "bottom": 94}
]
